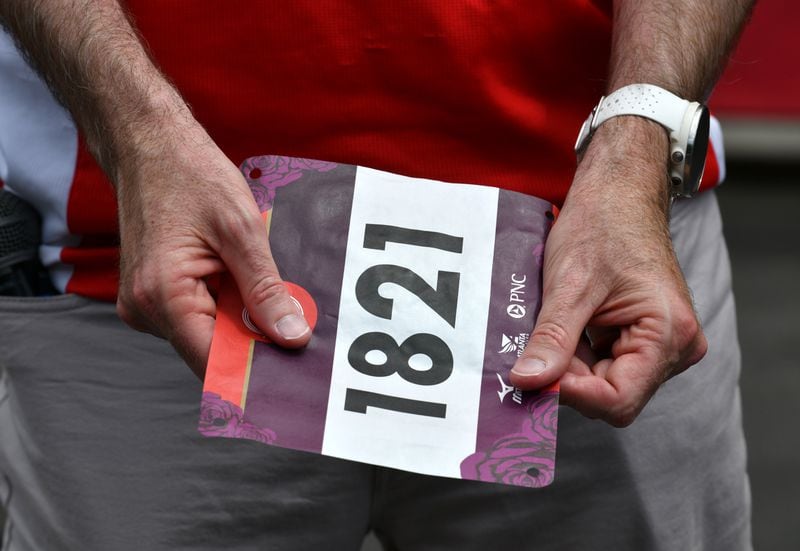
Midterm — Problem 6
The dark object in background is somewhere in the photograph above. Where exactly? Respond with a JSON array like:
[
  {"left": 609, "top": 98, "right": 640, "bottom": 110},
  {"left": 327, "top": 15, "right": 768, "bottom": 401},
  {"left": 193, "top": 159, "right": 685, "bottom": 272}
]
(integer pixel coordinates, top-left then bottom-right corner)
[{"left": 0, "top": 189, "right": 55, "bottom": 296}]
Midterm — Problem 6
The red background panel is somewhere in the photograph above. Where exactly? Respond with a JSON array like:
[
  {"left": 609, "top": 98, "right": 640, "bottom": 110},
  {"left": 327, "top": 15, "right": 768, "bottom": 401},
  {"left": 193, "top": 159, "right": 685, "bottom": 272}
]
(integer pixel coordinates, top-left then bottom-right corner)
[{"left": 710, "top": 0, "right": 800, "bottom": 118}]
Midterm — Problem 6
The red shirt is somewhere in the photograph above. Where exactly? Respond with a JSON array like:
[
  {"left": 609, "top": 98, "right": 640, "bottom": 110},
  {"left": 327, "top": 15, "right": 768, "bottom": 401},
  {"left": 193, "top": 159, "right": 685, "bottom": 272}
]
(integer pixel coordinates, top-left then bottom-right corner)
[{"left": 2, "top": 2, "right": 720, "bottom": 300}]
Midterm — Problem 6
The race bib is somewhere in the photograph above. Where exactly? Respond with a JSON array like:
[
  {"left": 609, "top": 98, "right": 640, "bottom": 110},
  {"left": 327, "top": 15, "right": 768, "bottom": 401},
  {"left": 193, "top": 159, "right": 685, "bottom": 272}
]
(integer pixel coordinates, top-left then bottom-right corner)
[{"left": 200, "top": 156, "right": 559, "bottom": 488}]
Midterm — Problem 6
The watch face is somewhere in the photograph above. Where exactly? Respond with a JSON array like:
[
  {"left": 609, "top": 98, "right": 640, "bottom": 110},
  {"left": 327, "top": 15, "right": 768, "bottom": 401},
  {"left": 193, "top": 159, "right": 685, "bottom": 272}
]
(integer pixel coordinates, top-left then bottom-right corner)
[{"left": 685, "top": 106, "right": 710, "bottom": 194}]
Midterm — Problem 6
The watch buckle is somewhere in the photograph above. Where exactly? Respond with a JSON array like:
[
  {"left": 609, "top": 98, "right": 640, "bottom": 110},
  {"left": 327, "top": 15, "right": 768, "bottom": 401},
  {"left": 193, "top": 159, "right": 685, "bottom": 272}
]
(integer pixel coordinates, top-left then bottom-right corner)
[{"left": 574, "top": 96, "right": 605, "bottom": 155}]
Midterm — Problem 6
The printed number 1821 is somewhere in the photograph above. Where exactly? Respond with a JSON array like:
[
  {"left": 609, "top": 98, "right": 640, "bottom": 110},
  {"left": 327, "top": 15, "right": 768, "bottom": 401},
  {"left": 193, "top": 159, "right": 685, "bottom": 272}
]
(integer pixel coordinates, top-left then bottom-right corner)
[{"left": 344, "top": 223, "right": 464, "bottom": 420}]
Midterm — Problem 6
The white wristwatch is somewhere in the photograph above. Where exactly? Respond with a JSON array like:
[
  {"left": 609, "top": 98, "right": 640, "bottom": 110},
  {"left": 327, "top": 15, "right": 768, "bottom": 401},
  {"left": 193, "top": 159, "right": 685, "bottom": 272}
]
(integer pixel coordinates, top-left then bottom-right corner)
[{"left": 574, "top": 84, "right": 710, "bottom": 199}]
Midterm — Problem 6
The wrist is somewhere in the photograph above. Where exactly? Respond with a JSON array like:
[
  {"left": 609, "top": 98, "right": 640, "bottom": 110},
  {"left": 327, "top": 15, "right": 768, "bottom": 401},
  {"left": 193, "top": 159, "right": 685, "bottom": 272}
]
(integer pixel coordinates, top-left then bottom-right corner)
[
  {"left": 574, "top": 116, "right": 671, "bottom": 208},
  {"left": 581, "top": 113, "right": 669, "bottom": 165},
  {"left": 95, "top": 83, "right": 203, "bottom": 186},
  {"left": 567, "top": 115, "right": 673, "bottom": 234}
]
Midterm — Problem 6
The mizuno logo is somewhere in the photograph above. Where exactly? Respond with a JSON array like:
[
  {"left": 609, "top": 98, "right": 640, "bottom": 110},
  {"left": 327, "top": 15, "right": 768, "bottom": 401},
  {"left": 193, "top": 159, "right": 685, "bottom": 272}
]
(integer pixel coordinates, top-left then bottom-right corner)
[
  {"left": 496, "top": 373, "right": 515, "bottom": 402},
  {"left": 496, "top": 373, "right": 524, "bottom": 405}
]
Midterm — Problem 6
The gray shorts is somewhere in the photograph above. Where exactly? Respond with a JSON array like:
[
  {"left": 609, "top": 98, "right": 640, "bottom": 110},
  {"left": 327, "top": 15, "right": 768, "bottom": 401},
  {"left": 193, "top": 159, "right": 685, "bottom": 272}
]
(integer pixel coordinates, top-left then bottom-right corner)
[{"left": 0, "top": 191, "right": 750, "bottom": 551}]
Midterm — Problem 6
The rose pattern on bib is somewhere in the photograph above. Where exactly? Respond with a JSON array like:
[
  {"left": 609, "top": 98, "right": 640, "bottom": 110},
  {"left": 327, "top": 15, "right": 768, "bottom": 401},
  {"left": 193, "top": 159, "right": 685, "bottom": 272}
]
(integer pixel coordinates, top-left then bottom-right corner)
[
  {"left": 460, "top": 391, "right": 558, "bottom": 487},
  {"left": 241, "top": 155, "right": 337, "bottom": 211},
  {"left": 199, "top": 392, "right": 277, "bottom": 444}
]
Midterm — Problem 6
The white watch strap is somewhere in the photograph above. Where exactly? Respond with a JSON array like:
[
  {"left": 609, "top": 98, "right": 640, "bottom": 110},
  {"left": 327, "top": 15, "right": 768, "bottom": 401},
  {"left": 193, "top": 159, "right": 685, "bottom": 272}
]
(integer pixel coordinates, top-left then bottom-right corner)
[{"left": 592, "top": 84, "right": 690, "bottom": 134}]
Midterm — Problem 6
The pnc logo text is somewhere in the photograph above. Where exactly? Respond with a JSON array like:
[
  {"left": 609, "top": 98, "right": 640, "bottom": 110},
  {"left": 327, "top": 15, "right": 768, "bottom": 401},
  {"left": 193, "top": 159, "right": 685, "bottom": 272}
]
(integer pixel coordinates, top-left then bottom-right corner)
[{"left": 506, "top": 273, "right": 527, "bottom": 319}]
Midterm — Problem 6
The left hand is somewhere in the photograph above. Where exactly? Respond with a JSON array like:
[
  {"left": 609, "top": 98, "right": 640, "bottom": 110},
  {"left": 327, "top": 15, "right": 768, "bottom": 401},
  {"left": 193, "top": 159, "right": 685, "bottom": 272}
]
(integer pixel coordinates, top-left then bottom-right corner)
[
  {"left": 114, "top": 117, "right": 312, "bottom": 378},
  {"left": 509, "top": 117, "right": 708, "bottom": 427}
]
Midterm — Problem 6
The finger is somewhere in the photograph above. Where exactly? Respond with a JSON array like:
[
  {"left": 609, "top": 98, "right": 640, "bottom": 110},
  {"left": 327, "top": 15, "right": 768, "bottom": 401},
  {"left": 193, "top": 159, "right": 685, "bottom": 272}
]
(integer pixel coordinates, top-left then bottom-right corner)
[
  {"left": 116, "top": 261, "right": 164, "bottom": 337},
  {"left": 573, "top": 331, "right": 600, "bottom": 366},
  {"left": 558, "top": 369, "right": 614, "bottom": 421},
  {"left": 218, "top": 212, "right": 311, "bottom": 348},
  {"left": 585, "top": 325, "right": 620, "bottom": 359},
  {"left": 559, "top": 351, "right": 661, "bottom": 427},
  {"left": 116, "top": 297, "right": 162, "bottom": 337},
  {"left": 677, "top": 325, "right": 708, "bottom": 376},
  {"left": 165, "top": 288, "right": 217, "bottom": 379},
  {"left": 564, "top": 352, "right": 594, "bottom": 378},
  {"left": 118, "top": 251, "right": 223, "bottom": 349},
  {"left": 510, "top": 283, "right": 596, "bottom": 390}
]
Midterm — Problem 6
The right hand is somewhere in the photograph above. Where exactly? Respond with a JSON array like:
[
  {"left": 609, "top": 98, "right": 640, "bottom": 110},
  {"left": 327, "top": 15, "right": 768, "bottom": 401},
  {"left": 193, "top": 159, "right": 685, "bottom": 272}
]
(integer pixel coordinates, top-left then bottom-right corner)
[
  {"left": 509, "top": 117, "right": 707, "bottom": 427},
  {"left": 114, "top": 118, "right": 311, "bottom": 378}
]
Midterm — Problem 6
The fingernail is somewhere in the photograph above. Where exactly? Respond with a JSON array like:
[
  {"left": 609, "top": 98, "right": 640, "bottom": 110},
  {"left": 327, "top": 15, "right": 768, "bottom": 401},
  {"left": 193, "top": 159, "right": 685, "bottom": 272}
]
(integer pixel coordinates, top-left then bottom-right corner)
[
  {"left": 512, "top": 358, "right": 548, "bottom": 377},
  {"left": 275, "top": 314, "right": 310, "bottom": 340}
]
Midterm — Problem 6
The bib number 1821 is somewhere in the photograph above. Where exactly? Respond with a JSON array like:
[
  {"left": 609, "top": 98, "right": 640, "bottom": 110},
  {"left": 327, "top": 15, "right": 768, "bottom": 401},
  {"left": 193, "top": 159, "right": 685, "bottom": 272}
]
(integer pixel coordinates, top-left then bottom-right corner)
[{"left": 343, "top": 224, "right": 463, "bottom": 419}]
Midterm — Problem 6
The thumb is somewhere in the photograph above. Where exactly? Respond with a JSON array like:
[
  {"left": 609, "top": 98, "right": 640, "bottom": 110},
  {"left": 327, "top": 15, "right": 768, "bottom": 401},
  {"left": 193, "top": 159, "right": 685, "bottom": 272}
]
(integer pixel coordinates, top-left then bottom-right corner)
[
  {"left": 510, "top": 287, "right": 594, "bottom": 390},
  {"left": 218, "top": 213, "right": 312, "bottom": 348}
]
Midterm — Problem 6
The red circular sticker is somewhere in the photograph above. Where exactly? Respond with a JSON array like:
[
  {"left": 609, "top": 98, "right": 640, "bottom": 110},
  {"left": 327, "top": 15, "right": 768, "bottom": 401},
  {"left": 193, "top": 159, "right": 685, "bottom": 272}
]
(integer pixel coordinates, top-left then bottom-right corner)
[
  {"left": 241, "top": 282, "right": 318, "bottom": 341},
  {"left": 285, "top": 281, "right": 318, "bottom": 330}
]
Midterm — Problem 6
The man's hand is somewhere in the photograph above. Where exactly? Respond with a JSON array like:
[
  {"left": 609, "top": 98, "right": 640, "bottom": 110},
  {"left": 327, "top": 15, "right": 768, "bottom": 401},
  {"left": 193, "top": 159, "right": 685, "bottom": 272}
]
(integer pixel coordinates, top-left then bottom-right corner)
[
  {"left": 114, "top": 119, "right": 311, "bottom": 377},
  {"left": 0, "top": 0, "right": 312, "bottom": 377},
  {"left": 506, "top": 0, "right": 752, "bottom": 425},
  {"left": 510, "top": 118, "right": 707, "bottom": 426}
]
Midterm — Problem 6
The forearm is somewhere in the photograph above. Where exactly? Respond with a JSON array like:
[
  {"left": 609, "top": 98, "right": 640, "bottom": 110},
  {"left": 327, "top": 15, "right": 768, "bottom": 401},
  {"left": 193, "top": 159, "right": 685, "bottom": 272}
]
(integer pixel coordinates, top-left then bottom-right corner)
[
  {"left": 609, "top": 0, "right": 755, "bottom": 100},
  {"left": 0, "top": 0, "right": 192, "bottom": 181}
]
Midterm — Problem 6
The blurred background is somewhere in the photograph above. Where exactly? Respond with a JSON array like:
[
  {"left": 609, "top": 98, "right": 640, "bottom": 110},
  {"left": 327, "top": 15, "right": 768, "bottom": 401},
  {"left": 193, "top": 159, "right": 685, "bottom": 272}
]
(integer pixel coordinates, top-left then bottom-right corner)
[{"left": 2, "top": 0, "right": 798, "bottom": 549}]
